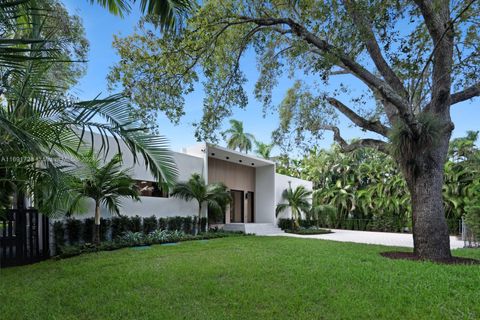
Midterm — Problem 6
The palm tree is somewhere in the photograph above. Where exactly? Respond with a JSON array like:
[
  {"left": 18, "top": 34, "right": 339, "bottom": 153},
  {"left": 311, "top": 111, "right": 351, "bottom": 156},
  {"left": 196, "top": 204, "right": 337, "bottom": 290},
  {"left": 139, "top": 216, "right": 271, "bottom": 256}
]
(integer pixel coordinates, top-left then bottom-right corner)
[
  {"left": 276, "top": 184, "right": 312, "bottom": 230},
  {"left": 254, "top": 141, "right": 274, "bottom": 159},
  {"left": 171, "top": 173, "right": 230, "bottom": 233},
  {"left": 89, "top": 0, "right": 193, "bottom": 29},
  {"left": 0, "top": 1, "right": 178, "bottom": 216},
  {"left": 71, "top": 153, "right": 140, "bottom": 244},
  {"left": 223, "top": 119, "right": 255, "bottom": 153}
]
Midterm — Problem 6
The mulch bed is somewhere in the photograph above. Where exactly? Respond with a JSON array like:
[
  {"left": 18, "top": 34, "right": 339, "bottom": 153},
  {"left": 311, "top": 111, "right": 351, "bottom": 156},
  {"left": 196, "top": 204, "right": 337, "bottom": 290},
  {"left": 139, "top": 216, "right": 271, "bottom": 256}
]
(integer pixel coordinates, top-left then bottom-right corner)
[{"left": 381, "top": 251, "right": 480, "bottom": 265}]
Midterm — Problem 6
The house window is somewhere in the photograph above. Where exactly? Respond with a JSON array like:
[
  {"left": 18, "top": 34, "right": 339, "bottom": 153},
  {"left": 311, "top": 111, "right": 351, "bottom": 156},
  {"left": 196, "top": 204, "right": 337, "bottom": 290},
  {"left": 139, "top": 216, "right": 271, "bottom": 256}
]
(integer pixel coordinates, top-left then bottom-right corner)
[{"left": 135, "top": 180, "right": 169, "bottom": 198}]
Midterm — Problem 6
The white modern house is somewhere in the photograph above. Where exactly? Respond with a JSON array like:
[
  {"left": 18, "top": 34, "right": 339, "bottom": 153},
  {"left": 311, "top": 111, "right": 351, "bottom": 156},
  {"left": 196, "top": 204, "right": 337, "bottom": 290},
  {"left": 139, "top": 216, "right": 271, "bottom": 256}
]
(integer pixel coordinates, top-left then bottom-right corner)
[{"left": 84, "top": 135, "right": 312, "bottom": 235}]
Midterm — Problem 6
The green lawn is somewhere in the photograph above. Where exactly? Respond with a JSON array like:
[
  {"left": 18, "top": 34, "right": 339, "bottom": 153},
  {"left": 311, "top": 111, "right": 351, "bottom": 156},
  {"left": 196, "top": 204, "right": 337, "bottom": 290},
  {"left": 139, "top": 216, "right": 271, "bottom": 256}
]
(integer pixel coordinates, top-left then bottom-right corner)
[{"left": 1, "top": 237, "right": 479, "bottom": 320}]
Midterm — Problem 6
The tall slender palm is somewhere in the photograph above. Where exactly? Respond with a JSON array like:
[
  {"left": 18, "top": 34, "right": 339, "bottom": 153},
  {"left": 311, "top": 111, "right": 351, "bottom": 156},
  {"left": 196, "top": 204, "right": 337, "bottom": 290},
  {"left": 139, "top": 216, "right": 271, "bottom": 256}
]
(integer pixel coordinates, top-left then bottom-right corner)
[
  {"left": 71, "top": 153, "right": 140, "bottom": 244},
  {"left": 89, "top": 0, "right": 193, "bottom": 28},
  {"left": 171, "top": 173, "right": 230, "bottom": 233},
  {"left": 254, "top": 141, "right": 274, "bottom": 160},
  {"left": 223, "top": 119, "right": 255, "bottom": 153},
  {"left": 276, "top": 185, "right": 312, "bottom": 230}
]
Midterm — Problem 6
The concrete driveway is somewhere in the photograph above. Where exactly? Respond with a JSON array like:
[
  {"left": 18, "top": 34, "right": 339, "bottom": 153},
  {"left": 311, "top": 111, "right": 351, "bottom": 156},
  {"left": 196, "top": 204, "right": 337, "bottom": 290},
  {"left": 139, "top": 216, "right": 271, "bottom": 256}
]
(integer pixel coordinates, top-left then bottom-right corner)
[{"left": 276, "top": 229, "right": 465, "bottom": 249}]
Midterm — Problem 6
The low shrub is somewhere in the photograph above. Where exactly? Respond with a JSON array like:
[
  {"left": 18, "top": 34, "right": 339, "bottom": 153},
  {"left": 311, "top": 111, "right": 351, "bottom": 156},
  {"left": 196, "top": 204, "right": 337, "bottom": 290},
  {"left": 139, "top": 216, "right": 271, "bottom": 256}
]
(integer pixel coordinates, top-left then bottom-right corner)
[
  {"left": 83, "top": 218, "right": 95, "bottom": 243},
  {"left": 145, "top": 229, "right": 171, "bottom": 243},
  {"left": 118, "top": 231, "right": 145, "bottom": 246},
  {"left": 183, "top": 216, "right": 194, "bottom": 234},
  {"left": 56, "top": 230, "right": 249, "bottom": 259},
  {"left": 279, "top": 217, "right": 408, "bottom": 233},
  {"left": 366, "top": 217, "right": 404, "bottom": 233},
  {"left": 158, "top": 217, "right": 168, "bottom": 230},
  {"left": 278, "top": 218, "right": 296, "bottom": 231},
  {"left": 53, "top": 221, "right": 65, "bottom": 248},
  {"left": 53, "top": 215, "right": 199, "bottom": 249},
  {"left": 143, "top": 215, "right": 158, "bottom": 234},
  {"left": 111, "top": 216, "right": 131, "bottom": 238},
  {"left": 465, "top": 205, "right": 480, "bottom": 242},
  {"left": 285, "top": 228, "right": 332, "bottom": 235},
  {"left": 130, "top": 215, "right": 142, "bottom": 232},
  {"left": 299, "top": 219, "right": 317, "bottom": 229},
  {"left": 99, "top": 218, "right": 111, "bottom": 241},
  {"left": 57, "top": 245, "right": 83, "bottom": 259},
  {"left": 167, "top": 216, "right": 183, "bottom": 231},
  {"left": 66, "top": 218, "right": 83, "bottom": 245}
]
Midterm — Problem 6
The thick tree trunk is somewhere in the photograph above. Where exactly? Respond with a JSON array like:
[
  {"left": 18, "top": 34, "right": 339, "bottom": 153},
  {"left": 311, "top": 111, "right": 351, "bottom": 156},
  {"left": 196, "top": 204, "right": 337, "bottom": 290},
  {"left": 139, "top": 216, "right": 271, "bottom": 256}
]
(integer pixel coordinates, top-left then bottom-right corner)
[
  {"left": 407, "top": 164, "right": 452, "bottom": 260},
  {"left": 93, "top": 202, "right": 101, "bottom": 245},
  {"left": 400, "top": 125, "right": 453, "bottom": 261}
]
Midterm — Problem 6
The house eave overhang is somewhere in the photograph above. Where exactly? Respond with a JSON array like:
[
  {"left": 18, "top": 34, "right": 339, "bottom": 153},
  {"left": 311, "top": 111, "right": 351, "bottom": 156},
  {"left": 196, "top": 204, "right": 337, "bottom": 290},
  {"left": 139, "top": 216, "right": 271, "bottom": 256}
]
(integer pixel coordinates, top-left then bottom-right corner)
[{"left": 206, "top": 143, "right": 275, "bottom": 168}]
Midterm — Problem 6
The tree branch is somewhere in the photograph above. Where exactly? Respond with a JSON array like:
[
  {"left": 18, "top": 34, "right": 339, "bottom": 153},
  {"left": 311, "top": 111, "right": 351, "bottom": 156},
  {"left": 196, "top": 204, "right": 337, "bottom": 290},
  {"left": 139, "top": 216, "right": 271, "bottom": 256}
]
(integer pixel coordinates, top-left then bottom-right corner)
[
  {"left": 326, "top": 97, "right": 390, "bottom": 137},
  {"left": 343, "top": 0, "right": 408, "bottom": 98},
  {"left": 236, "top": 16, "right": 418, "bottom": 133},
  {"left": 413, "top": 0, "right": 447, "bottom": 42},
  {"left": 323, "top": 125, "right": 389, "bottom": 154},
  {"left": 451, "top": 82, "right": 480, "bottom": 105}
]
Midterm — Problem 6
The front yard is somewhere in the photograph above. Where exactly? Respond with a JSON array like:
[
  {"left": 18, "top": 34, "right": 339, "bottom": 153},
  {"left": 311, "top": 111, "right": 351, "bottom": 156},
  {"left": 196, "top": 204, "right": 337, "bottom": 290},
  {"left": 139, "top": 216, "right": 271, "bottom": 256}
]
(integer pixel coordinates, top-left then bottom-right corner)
[{"left": 1, "top": 237, "right": 479, "bottom": 319}]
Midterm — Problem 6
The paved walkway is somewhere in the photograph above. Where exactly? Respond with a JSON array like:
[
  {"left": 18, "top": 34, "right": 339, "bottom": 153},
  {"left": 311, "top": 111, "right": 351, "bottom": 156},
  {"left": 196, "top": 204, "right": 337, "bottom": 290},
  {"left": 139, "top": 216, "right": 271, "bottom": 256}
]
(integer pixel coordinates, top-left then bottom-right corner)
[{"left": 275, "top": 229, "right": 465, "bottom": 249}]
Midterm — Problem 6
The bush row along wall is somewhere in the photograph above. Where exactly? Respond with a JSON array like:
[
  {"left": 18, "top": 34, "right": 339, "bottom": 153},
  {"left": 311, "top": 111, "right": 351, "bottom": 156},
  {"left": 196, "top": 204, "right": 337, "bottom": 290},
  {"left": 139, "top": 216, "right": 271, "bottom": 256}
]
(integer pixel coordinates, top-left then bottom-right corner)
[
  {"left": 52, "top": 215, "right": 208, "bottom": 250},
  {"left": 277, "top": 217, "right": 462, "bottom": 234}
]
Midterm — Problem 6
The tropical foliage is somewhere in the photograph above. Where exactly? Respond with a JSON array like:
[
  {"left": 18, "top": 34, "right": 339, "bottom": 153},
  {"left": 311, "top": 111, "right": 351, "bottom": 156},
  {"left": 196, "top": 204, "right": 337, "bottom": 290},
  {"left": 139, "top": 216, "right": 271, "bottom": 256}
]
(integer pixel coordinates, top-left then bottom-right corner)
[
  {"left": 0, "top": 1, "right": 178, "bottom": 218},
  {"left": 278, "top": 132, "right": 480, "bottom": 232},
  {"left": 254, "top": 141, "right": 274, "bottom": 160},
  {"left": 276, "top": 185, "right": 312, "bottom": 230},
  {"left": 89, "top": 0, "right": 193, "bottom": 29},
  {"left": 70, "top": 153, "right": 140, "bottom": 244},
  {"left": 222, "top": 119, "right": 255, "bottom": 153},
  {"left": 171, "top": 173, "right": 231, "bottom": 233}
]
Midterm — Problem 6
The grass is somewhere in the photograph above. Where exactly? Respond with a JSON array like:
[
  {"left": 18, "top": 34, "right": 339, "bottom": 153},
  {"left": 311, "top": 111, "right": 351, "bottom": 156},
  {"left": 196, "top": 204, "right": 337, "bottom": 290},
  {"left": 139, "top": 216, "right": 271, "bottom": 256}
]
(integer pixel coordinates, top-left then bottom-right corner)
[{"left": 0, "top": 237, "right": 479, "bottom": 320}]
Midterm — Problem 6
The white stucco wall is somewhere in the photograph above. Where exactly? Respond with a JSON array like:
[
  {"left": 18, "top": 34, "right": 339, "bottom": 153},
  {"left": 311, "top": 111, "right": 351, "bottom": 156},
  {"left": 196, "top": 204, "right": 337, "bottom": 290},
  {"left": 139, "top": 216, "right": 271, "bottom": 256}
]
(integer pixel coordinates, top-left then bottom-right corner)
[
  {"left": 274, "top": 173, "right": 313, "bottom": 221},
  {"left": 75, "top": 134, "right": 205, "bottom": 219},
  {"left": 255, "top": 165, "right": 276, "bottom": 223}
]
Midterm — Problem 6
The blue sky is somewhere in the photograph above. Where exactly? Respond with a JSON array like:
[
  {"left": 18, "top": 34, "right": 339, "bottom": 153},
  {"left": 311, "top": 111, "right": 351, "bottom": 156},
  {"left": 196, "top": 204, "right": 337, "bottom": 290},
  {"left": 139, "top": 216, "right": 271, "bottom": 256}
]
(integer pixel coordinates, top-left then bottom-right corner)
[{"left": 63, "top": 1, "right": 479, "bottom": 153}]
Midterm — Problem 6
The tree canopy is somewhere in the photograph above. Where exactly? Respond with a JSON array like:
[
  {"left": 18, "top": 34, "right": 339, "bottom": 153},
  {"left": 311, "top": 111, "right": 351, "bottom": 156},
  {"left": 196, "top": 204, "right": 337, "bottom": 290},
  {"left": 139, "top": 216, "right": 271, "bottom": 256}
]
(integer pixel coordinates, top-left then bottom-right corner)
[{"left": 109, "top": 0, "right": 479, "bottom": 146}]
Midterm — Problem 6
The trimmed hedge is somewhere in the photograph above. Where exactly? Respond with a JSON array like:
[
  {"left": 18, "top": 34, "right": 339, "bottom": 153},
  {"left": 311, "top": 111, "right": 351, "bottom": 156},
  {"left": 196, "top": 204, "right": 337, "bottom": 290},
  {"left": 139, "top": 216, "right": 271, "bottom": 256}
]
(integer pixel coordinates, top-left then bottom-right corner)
[
  {"left": 284, "top": 229, "right": 332, "bottom": 235},
  {"left": 53, "top": 221, "right": 65, "bottom": 249},
  {"left": 278, "top": 218, "right": 407, "bottom": 233},
  {"left": 53, "top": 215, "right": 205, "bottom": 248},
  {"left": 278, "top": 217, "right": 461, "bottom": 234},
  {"left": 143, "top": 216, "right": 158, "bottom": 234},
  {"left": 66, "top": 218, "right": 82, "bottom": 245}
]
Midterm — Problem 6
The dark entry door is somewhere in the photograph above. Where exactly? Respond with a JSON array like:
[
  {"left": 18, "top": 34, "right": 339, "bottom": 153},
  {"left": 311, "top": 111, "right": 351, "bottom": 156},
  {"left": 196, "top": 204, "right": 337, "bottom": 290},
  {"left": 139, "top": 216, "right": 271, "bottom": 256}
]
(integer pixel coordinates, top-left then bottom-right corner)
[
  {"left": 246, "top": 192, "right": 254, "bottom": 223},
  {"left": 230, "top": 190, "right": 244, "bottom": 223}
]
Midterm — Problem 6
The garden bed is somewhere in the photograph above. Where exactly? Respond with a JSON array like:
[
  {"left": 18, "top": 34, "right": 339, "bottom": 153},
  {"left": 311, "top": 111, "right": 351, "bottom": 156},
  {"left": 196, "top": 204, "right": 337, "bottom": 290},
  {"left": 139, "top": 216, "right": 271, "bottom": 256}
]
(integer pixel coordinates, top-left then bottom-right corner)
[
  {"left": 56, "top": 230, "right": 248, "bottom": 259},
  {"left": 284, "top": 228, "right": 332, "bottom": 235}
]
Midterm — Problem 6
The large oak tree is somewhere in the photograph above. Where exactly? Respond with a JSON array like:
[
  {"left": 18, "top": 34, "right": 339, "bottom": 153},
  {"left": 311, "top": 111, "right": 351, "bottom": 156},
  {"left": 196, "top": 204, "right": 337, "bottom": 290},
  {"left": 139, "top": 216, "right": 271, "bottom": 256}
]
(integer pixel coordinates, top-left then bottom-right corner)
[{"left": 109, "top": 0, "right": 480, "bottom": 261}]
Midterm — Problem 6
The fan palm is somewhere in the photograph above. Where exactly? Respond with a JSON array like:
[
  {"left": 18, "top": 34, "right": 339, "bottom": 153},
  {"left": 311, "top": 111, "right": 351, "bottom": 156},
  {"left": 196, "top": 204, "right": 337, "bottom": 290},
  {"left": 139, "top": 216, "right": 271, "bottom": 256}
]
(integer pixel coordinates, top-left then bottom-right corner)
[
  {"left": 223, "top": 119, "right": 255, "bottom": 153},
  {"left": 88, "top": 0, "right": 193, "bottom": 29},
  {"left": 71, "top": 152, "right": 140, "bottom": 244},
  {"left": 276, "top": 185, "right": 312, "bottom": 230},
  {"left": 254, "top": 141, "right": 274, "bottom": 159},
  {"left": 171, "top": 173, "right": 230, "bottom": 233}
]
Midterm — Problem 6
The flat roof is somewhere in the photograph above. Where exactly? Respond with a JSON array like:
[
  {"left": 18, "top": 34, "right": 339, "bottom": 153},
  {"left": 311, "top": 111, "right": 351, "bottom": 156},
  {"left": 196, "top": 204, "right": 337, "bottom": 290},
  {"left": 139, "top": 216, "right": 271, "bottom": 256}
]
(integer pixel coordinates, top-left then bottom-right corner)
[{"left": 206, "top": 144, "right": 275, "bottom": 168}]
